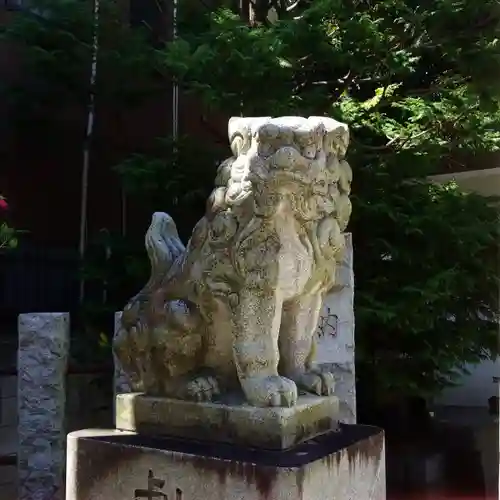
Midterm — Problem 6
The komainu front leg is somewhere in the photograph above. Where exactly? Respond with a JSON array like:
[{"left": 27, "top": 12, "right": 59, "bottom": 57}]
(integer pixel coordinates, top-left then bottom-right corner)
[
  {"left": 279, "top": 294, "right": 336, "bottom": 396},
  {"left": 233, "top": 289, "right": 298, "bottom": 407}
]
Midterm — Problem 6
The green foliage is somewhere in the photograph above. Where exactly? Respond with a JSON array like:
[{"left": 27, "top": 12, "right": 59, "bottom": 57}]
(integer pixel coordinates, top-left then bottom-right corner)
[
  {"left": 160, "top": 0, "right": 500, "bottom": 402},
  {"left": 0, "top": 197, "right": 18, "bottom": 250},
  {"left": 75, "top": 137, "right": 221, "bottom": 352},
  {"left": 1, "top": 0, "right": 161, "bottom": 358},
  {"left": 1, "top": 0, "right": 159, "bottom": 131},
  {"left": 76, "top": 229, "right": 149, "bottom": 354},
  {"left": 114, "top": 135, "right": 224, "bottom": 240},
  {"left": 4, "top": 0, "right": 499, "bottom": 402},
  {"left": 1, "top": 0, "right": 220, "bottom": 358},
  {"left": 0, "top": 222, "right": 18, "bottom": 249}
]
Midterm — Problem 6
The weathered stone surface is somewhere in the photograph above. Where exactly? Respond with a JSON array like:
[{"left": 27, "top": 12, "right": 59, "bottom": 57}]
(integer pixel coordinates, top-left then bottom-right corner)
[
  {"left": 315, "top": 233, "right": 356, "bottom": 423},
  {"left": 18, "top": 312, "right": 69, "bottom": 500},
  {"left": 66, "top": 425, "right": 385, "bottom": 500},
  {"left": 115, "top": 392, "right": 340, "bottom": 450},
  {"left": 113, "top": 312, "right": 131, "bottom": 415},
  {"left": 114, "top": 116, "right": 353, "bottom": 409}
]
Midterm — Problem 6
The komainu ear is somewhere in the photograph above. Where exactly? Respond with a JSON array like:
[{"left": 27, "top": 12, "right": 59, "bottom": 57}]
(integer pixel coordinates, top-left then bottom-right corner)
[
  {"left": 310, "top": 116, "right": 349, "bottom": 157},
  {"left": 228, "top": 117, "right": 272, "bottom": 156},
  {"left": 228, "top": 117, "right": 272, "bottom": 141}
]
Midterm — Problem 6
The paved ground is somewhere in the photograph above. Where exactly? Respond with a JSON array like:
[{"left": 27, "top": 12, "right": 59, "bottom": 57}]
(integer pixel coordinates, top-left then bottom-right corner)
[{"left": 390, "top": 493, "right": 496, "bottom": 500}]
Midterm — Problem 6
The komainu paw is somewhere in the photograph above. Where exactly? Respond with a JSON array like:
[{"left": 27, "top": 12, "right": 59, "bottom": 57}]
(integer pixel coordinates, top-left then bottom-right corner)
[
  {"left": 295, "top": 369, "right": 336, "bottom": 396},
  {"left": 184, "top": 375, "right": 221, "bottom": 402},
  {"left": 241, "top": 375, "right": 298, "bottom": 408}
]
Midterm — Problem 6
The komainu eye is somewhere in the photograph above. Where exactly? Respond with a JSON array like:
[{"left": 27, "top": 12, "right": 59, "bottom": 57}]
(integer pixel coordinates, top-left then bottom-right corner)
[
  {"left": 258, "top": 143, "right": 273, "bottom": 157},
  {"left": 303, "top": 145, "right": 316, "bottom": 159}
]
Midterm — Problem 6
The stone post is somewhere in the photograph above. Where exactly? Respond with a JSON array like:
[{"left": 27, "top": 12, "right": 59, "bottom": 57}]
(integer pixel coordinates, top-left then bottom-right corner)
[
  {"left": 113, "top": 312, "right": 131, "bottom": 408},
  {"left": 18, "top": 313, "right": 70, "bottom": 500}
]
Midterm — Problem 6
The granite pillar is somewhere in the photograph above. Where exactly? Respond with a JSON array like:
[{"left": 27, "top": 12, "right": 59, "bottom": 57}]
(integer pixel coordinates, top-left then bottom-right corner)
[{"left": 18, "top": 312, "right": 70, "bottom": 500}]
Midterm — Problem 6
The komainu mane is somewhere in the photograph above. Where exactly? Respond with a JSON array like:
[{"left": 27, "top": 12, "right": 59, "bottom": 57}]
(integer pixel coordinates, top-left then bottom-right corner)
[{"left": 114, "top": 116, "right": 352, "bottom": 407}]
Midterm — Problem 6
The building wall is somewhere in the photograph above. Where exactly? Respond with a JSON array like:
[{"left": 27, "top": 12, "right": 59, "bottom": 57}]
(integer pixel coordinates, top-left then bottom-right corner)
[
  {"left": 430, "top": 168, "right": 500, "bottom": 408},
  {"left": 430, "top": 167, "right": 500, "bottom": 197}
]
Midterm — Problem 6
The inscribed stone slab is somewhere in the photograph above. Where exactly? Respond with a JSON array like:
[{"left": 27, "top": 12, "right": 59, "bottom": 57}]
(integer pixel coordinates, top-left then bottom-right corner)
[{"left": 315, "top": 233, "right": 356, "bottom": 423}]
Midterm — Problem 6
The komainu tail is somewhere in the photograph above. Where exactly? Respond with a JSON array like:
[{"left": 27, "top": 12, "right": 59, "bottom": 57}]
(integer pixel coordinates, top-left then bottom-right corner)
[
  {"left": 145, "top": 212, "right": 185, "bottom": 284},
  {"left": 127, "top": 212, "right": 185, "bottom": 308},
  {"left": 114, "top": 212, "right": 185, "bottom": 391}
]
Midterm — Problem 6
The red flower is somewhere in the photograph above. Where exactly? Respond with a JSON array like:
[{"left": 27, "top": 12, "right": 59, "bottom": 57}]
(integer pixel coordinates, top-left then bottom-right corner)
[{"left": 0, "top": 198, "right": 8, "bottom": 210}]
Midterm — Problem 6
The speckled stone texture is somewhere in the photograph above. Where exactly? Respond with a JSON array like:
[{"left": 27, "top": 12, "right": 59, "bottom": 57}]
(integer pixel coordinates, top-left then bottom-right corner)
[
  {"left": 18, "top": 313, "right": 70, "bottom": 500},
  {"left": 115, "top": 393, "right": 340, "bottom": 450},
  {"left": 315, "top": 233, "right": 356, "bottom": 424},
  {"left": 66, "top": 425, "right": 385, "bottom": 500}
]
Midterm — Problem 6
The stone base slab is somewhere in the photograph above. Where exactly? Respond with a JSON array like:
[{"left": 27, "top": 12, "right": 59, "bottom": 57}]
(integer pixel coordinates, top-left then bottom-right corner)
[
  {"left": 66, "top": 425, "right": 386, "bottom": 500},
  {"left": 115, "top": 392, "right": 340, "bottom": 450}
]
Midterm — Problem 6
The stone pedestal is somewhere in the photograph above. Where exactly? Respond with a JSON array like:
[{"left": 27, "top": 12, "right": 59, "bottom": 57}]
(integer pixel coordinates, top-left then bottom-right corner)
[
  {"left": 66, "top": 425, "right": 385, "bottom": 500},
  {"left": 116, "top": 393, "right": 340, "bottom": 450}
]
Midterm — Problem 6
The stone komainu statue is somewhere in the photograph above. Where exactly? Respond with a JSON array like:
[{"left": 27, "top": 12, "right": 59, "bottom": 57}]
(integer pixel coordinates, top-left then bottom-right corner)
[{"left": 113, "top": 116, "right": 352, "bottom": 408}]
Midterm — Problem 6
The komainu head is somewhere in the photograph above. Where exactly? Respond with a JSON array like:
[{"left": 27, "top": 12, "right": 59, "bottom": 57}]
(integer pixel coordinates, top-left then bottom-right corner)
[{"left": 206, "top": 116, "right": 352, "bottom": 228}]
